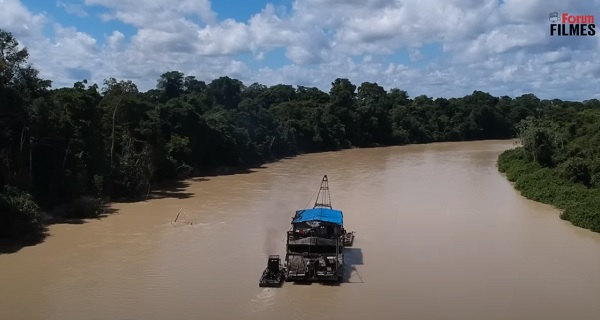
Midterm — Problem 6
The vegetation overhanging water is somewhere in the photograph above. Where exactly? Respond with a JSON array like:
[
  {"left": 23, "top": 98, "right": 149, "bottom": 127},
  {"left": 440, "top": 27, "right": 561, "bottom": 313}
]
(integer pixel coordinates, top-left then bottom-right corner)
[
  {"left": 497, "top": 109, "right": 600, "bottom": 233},
  {"left": 1, "top": 28, "right": 599, "bottom": 247}
]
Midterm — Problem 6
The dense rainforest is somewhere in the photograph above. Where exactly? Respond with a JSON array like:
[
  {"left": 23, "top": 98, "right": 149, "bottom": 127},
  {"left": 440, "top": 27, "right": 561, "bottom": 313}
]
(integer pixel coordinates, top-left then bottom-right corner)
[
  {"left": 498, "top": 107, "right": 600, "bottom": 233},
  {"left": 1, "top": 29, "right": 600, "bottom": 243}
]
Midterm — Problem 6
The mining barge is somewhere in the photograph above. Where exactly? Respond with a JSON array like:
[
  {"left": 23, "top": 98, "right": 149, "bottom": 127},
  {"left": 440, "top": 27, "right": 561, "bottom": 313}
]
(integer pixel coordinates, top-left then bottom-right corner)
[{"left": 259, "top": 175, "right": 353, "bottom": 287}]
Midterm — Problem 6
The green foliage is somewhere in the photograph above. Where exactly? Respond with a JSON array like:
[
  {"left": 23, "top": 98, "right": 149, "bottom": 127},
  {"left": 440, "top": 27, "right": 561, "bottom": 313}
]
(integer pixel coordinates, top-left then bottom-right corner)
[
  {"left": 65, "top": 196, "right": 104, "bottom": 219},
  {"left": 2, "top": 28, "right": 600, "bottom": 240},
  {"left": 498, "top": 108, "right": 600, "bottom": 233},
  {"left": 0, "top": 186, "right": 44, "bottom": 239},
  {"left": 515, "top": 117, "right": 565, "bottom": 167},
  {"left": 558, "top": 157, "right": 592, "bottom": 186}
]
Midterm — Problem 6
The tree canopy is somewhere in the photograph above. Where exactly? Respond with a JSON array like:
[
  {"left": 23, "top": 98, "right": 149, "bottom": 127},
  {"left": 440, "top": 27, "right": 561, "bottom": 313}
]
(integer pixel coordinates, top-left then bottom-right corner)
[
  {"left": 1, "top": 29, "right": 599, "bottom": 242},
  {"left": 498, "top": 105, "right": 600, "bottom": 233}
]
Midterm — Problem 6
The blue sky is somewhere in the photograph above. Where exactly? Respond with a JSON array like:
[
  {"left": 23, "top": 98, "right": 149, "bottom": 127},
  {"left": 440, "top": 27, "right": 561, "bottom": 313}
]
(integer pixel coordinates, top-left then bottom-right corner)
[{"left": 1, "top": 0, "right": 599, "bottom": 100}]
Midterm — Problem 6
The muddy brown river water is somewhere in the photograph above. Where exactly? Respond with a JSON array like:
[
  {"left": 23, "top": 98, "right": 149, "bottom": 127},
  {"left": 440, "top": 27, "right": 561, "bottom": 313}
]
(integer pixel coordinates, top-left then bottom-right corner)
[{"left": 2, "top": 140, "right": 600, "bottom": 320}]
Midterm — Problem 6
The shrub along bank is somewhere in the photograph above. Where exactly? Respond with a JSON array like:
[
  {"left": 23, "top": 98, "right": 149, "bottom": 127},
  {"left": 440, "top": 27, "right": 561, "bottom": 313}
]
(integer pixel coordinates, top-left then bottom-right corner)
[
  {"left": 497, "top": 108, "right": 600, "bottom": 233},
  {"left": 2, "top": 28, "right": 600, "bottom": 243}
]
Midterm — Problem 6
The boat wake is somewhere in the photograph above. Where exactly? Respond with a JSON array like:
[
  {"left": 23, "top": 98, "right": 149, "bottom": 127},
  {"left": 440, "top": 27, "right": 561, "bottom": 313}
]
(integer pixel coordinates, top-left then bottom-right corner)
[{"left": 249, "top": 288, "right": 277, "bottom": 312}]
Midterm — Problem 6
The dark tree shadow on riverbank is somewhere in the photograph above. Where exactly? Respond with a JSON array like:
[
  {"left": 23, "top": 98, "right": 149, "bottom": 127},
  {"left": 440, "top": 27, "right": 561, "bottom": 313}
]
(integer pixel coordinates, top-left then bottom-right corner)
[
  {"left": 110, "top": 180, "right": 194, "bottom": 204},
  {"left": 146, "top": 180, "right": 194, "bottom": 201},
  {"left": 0, "top": 165, "right": 270, "bottom": 254},
  {"left": 0, "top": 205, "right": 121, "bottom": 254},
  {"left": 191, "top": 165, "right": 267, "bottom": 178},
  {"left": 0, "top": 228, "right": 49, "bottom": 255},
  {"left": 45, "top": 200, "right": 121, "bottom": 223},
  {"left": 0, "top": 201, "right": 132, "bottom": 254},
  {"left": 52, "top": 218, "right": 87, "bottom": 224},
  {"left": 108, "top": 166, "right": 267, "bottom": 204}
]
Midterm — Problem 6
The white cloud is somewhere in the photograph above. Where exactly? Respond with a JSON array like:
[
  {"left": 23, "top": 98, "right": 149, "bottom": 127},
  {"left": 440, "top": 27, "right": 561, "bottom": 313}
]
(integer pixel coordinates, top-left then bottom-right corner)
[
  {"left": 1, "top": 0, "right": 599, "bottom": 101},
  {"left": 0, "top": 0, "right": 47, "bottom": 38},
  {"left": 105, "top": 30, "right": 124, "bottom": 51},
  {"left": 57, "top": 1, "right": 89, "bottom": 17},
  {"left": 84, "top": 0, "right": 216, "bottom": 27}
]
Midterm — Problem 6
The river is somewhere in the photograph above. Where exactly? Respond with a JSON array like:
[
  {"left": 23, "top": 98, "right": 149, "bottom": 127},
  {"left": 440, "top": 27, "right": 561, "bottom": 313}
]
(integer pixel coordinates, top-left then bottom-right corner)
[{"left": 1, "top": 140, "right": 600, "bottom": 320}]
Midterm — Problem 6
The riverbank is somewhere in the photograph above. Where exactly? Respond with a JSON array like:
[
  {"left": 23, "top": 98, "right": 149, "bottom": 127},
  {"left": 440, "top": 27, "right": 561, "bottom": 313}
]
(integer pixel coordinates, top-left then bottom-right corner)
[
  {"left": 0, "top": 138, "right": 507, "bottom": 253},
  {"left": 4, "top": 139, "right": 600, "bottom": 320},
  {"left": 0, "top": 30, "right": 569, "bottom": 248},
  {"left": 497, "top": 147, "right": 600, "bottom": 233},
  {"left": 6, "top": 28, "right": 600, "bottom": 254}
]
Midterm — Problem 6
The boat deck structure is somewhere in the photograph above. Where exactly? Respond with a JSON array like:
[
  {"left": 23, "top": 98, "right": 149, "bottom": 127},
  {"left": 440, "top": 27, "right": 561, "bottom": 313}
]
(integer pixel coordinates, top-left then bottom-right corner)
[{"left": 259, "top": 175, "right": 355, "bottom": 287}]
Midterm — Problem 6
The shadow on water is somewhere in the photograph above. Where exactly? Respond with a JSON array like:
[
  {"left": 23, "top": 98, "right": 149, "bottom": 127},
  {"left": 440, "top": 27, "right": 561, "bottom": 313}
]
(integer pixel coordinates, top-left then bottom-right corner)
[
  {"left": 339, "top": 247, "right": 364, "bottom": 285},
  {"left": 0, "top": 165, "right": 267, "bottom": 255},
  {"left": 110, "top": 180, "right": 194, "bottom": 204},
  {"left": 54, "top": 219, "right": 86, "bottom": 225},
  {"left": 0, "top": 204, "right": 119, "bottom": 254},
  {"left": 344, "top": 247, "right": 363, "bottom": 265},
  {"left": 118, "top": 166, "right": 268, "bottom": 202},
  {"left": 192, "top": 165, "right": 267, "bottom": 178},
  {"left": 342, "top": 247, "right": 364, "bottom": 284},
  {"left": 145, "top": 165, "right": 266, "bottom": 199},
  {"left": 146, "top": 180, "right": 194, "bottom": 201},
  {"left": 0, "top": 227, "right": 49, "bottom": 255}
]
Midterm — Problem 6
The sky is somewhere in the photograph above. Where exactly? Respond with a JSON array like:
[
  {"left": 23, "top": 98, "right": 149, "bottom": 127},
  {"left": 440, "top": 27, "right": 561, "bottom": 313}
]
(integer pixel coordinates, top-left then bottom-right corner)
[{"left": 1, "top": 0, "right": 599, "bottom": 100}]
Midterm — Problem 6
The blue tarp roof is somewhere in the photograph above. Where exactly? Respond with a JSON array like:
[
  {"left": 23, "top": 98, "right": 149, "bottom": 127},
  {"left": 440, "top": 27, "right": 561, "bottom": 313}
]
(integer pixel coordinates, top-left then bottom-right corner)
[{"left": 293, "top": 207, "right": 343, "bottom": 226}]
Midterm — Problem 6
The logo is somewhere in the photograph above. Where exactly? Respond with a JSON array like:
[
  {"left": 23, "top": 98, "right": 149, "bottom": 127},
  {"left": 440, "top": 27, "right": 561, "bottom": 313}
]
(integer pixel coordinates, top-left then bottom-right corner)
[{"left": 549, "top": 12, "right": 596, "bottom": 36}]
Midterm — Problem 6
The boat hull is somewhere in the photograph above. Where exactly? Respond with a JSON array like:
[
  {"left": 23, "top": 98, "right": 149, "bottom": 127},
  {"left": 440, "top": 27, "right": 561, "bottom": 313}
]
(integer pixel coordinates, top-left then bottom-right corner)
[{"left": 259, "top": 268, "right": 284, "bottom": 287}]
